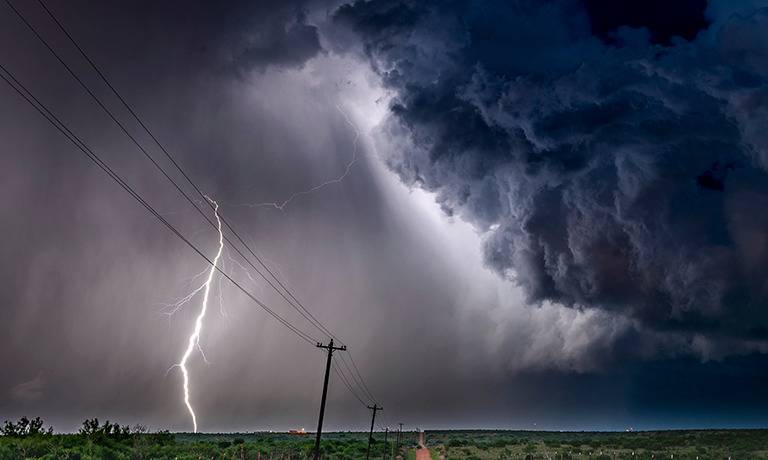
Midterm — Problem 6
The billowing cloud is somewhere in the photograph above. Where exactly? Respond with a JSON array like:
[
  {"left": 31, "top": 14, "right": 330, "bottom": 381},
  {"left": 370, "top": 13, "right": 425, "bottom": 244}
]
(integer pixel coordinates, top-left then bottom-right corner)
[
  {"left": 328, "top": 0, "right": 768, "bottom": 354},
  {"left": 232, "top": 13, "right": 321, "bottom": 73}
]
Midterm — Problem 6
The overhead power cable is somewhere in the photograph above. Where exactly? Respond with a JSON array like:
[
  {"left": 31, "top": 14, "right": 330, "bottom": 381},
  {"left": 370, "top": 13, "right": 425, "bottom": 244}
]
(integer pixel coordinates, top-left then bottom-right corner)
[
  {"left": 7, "top": 0, "right": 381, "bottom": 410},
  {"left": 332, "top": 361, "right": 368, "bottom": 407},
  {"left": 33, "top": 0, "right": 382, "bottom": 407},
  {"left": 28, "top": 0, "right": 341, "bottom": 345},
  {"left": 337, "top": 352, "right": 377, "bottom": 404},
  {"left": 0, "top": 61, "right": 318, "bottom": 346},
  {"left": 2, "top": 0, "right": 334, "bottom": 344}
]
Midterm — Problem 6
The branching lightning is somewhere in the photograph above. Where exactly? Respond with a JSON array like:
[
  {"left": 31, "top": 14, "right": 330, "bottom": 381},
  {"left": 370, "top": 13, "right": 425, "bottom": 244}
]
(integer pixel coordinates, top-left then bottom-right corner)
[
  {"left": 158, "top": 271, "right": 208, "bottom": 318},
  {"left": 234, "top": 105, "right": 361, "bottom": 211},
  {"left": 159, "top": 105, "right": 366, "bottom": 431},
  {"left": 171, "top": 196, "right": 224, "bottom": 433}
]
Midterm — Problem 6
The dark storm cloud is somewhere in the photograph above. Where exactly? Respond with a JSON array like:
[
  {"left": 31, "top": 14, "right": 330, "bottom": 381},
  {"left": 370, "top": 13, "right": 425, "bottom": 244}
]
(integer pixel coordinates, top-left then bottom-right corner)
[
  {"left": 328, "top": 0, "right": 768, "bottom": 349},
  {"left": 582, "top": 0, "right": 709, "bottom": 45},
  {"left": 233, "top": 13, "right": 321, "bottom": 72}
]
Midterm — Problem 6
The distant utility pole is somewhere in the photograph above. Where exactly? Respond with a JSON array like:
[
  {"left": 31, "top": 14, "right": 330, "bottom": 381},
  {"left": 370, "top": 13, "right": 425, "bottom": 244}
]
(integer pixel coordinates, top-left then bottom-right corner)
[
  {"left": 382, "top": 427, "right": 389, "bottom": 460},
  {"left": 396, "top": 423, "right": 403, "bottom": 451},
  {"left": 313, "top": 339, "right": 346, "bottom": 460},
  {"left": 365, "top": 404, "right": 383, "bottom": 460}
]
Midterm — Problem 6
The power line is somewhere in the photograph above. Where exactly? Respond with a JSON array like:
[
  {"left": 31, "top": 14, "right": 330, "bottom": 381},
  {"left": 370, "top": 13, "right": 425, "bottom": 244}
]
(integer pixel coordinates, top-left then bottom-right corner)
[
  {"left": 3, "top": 0, "right": 336, "bottom": 346},
  {"left": 1, "top": 62, "right": 385, "bottom": 429},
  {"left": 31, "top": 0, "right": 342, "bottom": 346},
  {"left": 346, "top": 352, "right": 378, "bottom": 403},
  {"left": 0, "top": 61, "right": 318, "bottom": 347},
  {"left": 31, "top": 0, "right": 384, "bottom": 409},
  {"left": 332, "top": 361, "right": 368, "bottom": 407},
  {"left": 7, "top": 0, "right": 384, "bottom": 415},
  {"left": 337, "top": 352, "right": 376, "bottom": 404}
]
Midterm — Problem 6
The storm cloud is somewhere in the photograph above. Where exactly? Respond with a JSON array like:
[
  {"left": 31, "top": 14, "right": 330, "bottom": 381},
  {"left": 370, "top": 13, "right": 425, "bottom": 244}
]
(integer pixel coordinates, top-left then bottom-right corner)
[
  {"left": 4, "top": 0, "right": 768, "bottom": 433},
  {"left": 327, "top": 0, "right": 768, "bottom": 354}
]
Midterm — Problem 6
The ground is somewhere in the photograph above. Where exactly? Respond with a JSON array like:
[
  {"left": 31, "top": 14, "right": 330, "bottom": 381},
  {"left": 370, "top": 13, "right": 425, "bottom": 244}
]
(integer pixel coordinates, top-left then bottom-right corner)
[{"left": 2, "top": 428, "right": 768, "bottom": 459}]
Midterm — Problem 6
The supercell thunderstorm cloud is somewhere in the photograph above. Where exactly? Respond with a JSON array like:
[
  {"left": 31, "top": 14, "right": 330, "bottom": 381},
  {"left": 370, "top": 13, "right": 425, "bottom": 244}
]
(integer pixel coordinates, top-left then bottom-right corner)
[
  {"left": 330, "top": 0, "right": 768, "bottom": 356},
  {"left": 4, "top": 0, "right": 768, "bottom": 434}
]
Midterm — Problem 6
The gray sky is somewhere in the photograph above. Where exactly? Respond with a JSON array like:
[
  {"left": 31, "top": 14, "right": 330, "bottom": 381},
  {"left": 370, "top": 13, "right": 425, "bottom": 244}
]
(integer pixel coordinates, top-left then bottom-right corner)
[{"left": 3, "top": 0, "right": 768, "bottom": 433}]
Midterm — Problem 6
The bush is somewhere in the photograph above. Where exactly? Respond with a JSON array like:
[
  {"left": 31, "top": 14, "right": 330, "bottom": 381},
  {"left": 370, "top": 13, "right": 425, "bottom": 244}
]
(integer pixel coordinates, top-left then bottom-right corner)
[
  {"left": 1, "top": 417, "right": 53, "bottom": 437},
  {"left": 79, "top": 418, "right": 131, "bottom": 441}
]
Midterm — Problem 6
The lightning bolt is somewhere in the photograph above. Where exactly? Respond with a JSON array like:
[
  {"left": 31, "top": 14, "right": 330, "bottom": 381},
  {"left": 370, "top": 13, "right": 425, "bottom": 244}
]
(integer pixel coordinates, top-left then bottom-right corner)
[
  {"left": 233, "top": 105, "right": 361, "bottom": 211},
  {"left": 174, "top": 196, "right": 225, "bottom": 433},
  {"left": 161, "top": 104, "right": 363, "bottom": 430}
]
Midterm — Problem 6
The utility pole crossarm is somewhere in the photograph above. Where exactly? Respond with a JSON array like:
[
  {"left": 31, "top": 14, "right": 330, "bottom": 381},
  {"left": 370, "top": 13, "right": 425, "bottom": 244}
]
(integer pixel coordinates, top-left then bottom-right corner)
[
  {"left": 313, "top": 339, "right": 347, "bottom": 460},
  {"left": 316, "top": 340, "right": 347, "bottom": 352}
]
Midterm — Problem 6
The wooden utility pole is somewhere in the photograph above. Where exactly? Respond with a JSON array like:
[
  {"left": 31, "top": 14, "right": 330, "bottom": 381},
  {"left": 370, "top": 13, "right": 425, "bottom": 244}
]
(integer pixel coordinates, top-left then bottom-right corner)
[
  {"left": 396, "top": 423, "right": 403, "bottom": 451},
  {"left": 382, "top": 427, "right": 389, "bottom": 460},
  {"left": 313, "top": 339, "right": 346, "bottom": 460},
  {"left": 365, "top": 404, "right": 383, "bottom": 460}
]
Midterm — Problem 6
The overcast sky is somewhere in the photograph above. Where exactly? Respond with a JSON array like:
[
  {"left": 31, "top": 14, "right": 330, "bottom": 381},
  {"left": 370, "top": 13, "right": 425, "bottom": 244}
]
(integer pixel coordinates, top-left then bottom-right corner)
[{"left": 3, "top": 0, "right": 768, "bottom": 433}]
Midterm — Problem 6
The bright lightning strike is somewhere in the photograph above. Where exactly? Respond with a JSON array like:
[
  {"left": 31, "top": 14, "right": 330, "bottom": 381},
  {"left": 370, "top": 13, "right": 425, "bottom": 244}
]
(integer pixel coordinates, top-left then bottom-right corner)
[
  {"left": 175, "top": 196, "right": 224, "bottom": 433},
  {"left": 234, "top": 105, "right": 361, "bottom": 211}
]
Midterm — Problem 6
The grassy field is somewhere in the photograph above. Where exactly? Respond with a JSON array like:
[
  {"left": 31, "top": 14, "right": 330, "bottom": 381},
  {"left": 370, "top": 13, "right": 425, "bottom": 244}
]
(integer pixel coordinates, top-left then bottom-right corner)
[
  {"left": 2, "top": 418, "right": 768, "bottom": 459},
  {"left": 423, "top": 429, "right": 768, "bottom": 459}
]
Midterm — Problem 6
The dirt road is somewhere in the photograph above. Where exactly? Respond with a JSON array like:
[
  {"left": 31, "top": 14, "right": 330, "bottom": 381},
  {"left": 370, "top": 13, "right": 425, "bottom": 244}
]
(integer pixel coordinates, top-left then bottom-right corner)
[
  {"left": 415, "top": 448, "right": 431, "bottom": 460},
  {"left": 415, "top": 431, "right": 431, "bottom": 460}
]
